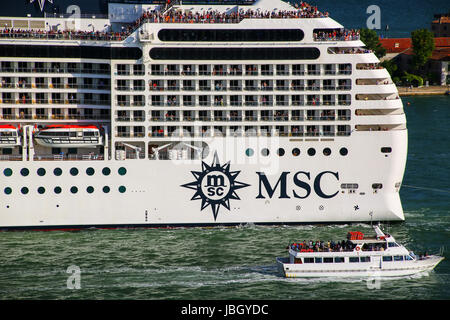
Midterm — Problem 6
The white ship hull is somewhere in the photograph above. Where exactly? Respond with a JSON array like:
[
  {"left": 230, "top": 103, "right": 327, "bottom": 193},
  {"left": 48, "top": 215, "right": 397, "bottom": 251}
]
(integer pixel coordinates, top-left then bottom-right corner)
[{"left": 0, "top": 132, "right": 406, "bottom": 230}]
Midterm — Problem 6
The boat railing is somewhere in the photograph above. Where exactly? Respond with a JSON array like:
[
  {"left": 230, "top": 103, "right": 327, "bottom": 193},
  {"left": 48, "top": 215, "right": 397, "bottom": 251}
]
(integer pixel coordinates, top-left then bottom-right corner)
[{"left": 33, "top": 154, "right": 104, "bottom": 161}]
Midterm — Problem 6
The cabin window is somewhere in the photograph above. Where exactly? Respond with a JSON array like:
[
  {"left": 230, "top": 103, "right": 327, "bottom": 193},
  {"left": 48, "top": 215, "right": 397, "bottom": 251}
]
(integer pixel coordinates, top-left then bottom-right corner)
[
  {"left": 294, "top": 258, "right": 302, "bottom": 264},
  {"left": 381, "top": 147, "right": 392, "bottom": 153},
  {"left": 245, "top": 148, "right": 254, "bottom": 157},
  {"left": 323, "top": 148, "right": 331, "bottom": 156},
  {"left": 21, "top": 187, "right": 29, "bottom": 195},
  {"left": 3, "top": 168, "right": 13, "bottom": 177},
  {"left": 70, "top": 168, "right": 79, "bottom": 176},
  {"left": 54, "top": 186, "right": 62, "bottom": 194},
  {"left": 304, "top": 258, "right": 314, "bottom": 263},
  {"left": 68, "top": 148, "right": 77, "bottom": 155},
  {"left": 52, "top": 148, "right": 62, "bottom": 155},
  {"left": 349, "top": 257, "right": 359, "bottom": 263},
  {"left": 394, "top": 255, "right": 404, "bottom": 261},
  {"left": 53, "top": 168, "right": 62, "bottom": 176},
  {"left": 20, "top": 168, "right": 29, "bottom": 176},
  {"left": 261, "top": 148, "right": 270, "bottom": 157},
  {"left": 388, "top": 242, "right": 399, "bottom": 247},
  {"left": 277, "top": 148, "right": 285, "bottom": 157},
  {"left": 70, "top": 186, "right": 78, "bottom": 194},
  {"left": 37, "top": 187, "right": 45, "bottom": 194},
  {"left": 86, "top": 167, "right": 95, "bottom": 176},
  {"left": 102, "top": 167, "right": 111, "bottom": 176},
  {"left": 307, "top": 148, "right": 316, "bottom": 156},
  {"left": 323, "top": 257, "right": 333, "bottom": 263},
  {"left": 405, "top": 255, "right": 413, "bottom": 261},
  {"left": 314, "top": 257, "right": 322, "bottom": 263},
  {"left": 87, "top": 186, "right": 94, "bottom": 194},
  {"left": 292, "top": 148, "right": 300, "bottom": 156},
  {"left": 334, "top": 257, "right": 345, "bottom": 263},
  {"left": 360, "top": 256, "right": 371, "bottom": 262},
  {"left": 37, "top": 168, "right": 46, "bottom": 176},
  {"left": 372, "top": 183, "right": 383, "bottom": 189},
  {"left": 339, "top": 147, "right": 348, "bottom": 156},
  {"left": 382, "top": 256, "right": 393, "bottom": 262},
  {"left": 4, "top": 187, "right": 12, "bottom": 195},
  {"left": 118, "top": 186, "right": 126, "bottom": 193},
  {"left": 2, "top": 148, "right": 12, "bottom": 155},
  {"left": 118, "top": 167, "right": 127, "bottom": 176}
]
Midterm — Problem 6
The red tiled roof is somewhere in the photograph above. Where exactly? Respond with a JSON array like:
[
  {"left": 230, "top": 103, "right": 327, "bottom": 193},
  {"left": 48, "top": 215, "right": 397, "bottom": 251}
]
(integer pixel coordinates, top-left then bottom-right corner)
[{"left": 379, "top": 37, "right": 450, "bottom": 60}]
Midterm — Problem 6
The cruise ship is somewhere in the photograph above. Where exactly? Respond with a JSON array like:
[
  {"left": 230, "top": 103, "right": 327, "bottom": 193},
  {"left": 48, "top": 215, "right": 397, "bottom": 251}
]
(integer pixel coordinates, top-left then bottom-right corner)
[{"left": 0, "top": 0, "right": 407, "bottom": 230}]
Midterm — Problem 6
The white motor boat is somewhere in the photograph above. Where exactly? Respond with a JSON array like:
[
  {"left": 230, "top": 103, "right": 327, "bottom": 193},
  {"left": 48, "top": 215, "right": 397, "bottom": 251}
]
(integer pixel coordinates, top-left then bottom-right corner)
[
  {"left": 34, "top": 125, "right": 103, "bottom": 148},
  {"left": 276, "top": 225, "right": 444, "bottom": 278}
]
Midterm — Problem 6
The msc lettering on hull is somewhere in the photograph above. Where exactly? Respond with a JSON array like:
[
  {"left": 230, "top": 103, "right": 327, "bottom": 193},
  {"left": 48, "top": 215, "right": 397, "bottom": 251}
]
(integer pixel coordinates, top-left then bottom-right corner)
[{"left": 256, "top": 171, "right": 340, "bottom": 199}]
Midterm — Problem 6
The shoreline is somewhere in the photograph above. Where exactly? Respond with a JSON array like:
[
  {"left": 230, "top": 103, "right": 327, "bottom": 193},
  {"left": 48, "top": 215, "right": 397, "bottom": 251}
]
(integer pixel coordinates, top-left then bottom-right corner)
[{"left": 397, "top": 86, "right": 449, "bottom": 96}]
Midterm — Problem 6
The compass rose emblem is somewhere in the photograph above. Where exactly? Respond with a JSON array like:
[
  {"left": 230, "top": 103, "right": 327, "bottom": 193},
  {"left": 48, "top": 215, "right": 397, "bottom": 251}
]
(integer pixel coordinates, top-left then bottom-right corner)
[
  {"left": 181, "top": 152, "right": 250, "bottom": 221},
  {"left": 30, "top": 0, "right": 54, "bottom": 12}
]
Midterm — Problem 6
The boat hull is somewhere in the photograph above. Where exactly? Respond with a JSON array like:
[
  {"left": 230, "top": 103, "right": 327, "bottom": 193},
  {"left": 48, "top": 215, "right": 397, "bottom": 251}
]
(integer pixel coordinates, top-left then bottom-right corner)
[{"left": 276, "top": 256, "right": 444, "bottom": 278}]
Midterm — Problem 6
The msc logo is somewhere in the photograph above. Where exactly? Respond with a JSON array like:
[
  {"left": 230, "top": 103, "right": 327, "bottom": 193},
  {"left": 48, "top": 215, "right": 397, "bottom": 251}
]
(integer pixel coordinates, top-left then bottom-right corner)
[{"left": 181, "top": 152, "right": 249, "bottom": 221}]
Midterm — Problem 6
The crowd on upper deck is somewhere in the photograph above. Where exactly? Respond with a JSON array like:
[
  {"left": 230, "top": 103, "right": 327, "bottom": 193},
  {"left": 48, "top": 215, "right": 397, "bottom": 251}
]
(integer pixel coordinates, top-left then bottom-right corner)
[
  {"left": 313, "top": 29, "right": 360, "bottom": 41},
  {"left": 0, "top": 0, "right": 336, "bottom": 43},
  {"left": 291, "top": 240, "right": 356, "bottom": 253}
]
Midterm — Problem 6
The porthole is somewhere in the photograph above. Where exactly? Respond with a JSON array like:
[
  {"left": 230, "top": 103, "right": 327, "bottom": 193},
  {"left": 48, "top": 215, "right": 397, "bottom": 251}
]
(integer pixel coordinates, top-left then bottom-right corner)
[
  {"left": 37, "top": 168, "right": 46, "bottom": 176},
  {"left": 70, "top": 167, "right": 79, "bottom": 176},
  {"left": 103, "top": 186, "right": 110, "bottom": 193},
  {"left": 381, "top": 147, "right": 392, "bottom": 153},
  {"left": 372, "top": 183, "right": 383, "bottom": 189},
  {"left": 4, "top": 187, "right": 12, "bottom": 195},
  {"left": 292, "top": 148, "right": 300, "bottom": 156},
  {"left": 118, "top": 167, "right": 127, "bottom": 176},
  {"left": 3, "top": 168, "right": 13, "bottom": 177},
  {"left": 70, "top": 186, "right": 78, "bottom": 194},
  {"left": 86, "top": 167, "right": 95, "bottom": 176},
  {"left": 102, "top": 167, "right": 111, "bottom": 176},
  {"left": 323, "top": 148, "right": 331, "bottom": 156},
  {"left": 54, "top": 168, "right": 62, "bottom": 176},
  {"left": 118, "top": 186, "right": 126, "bottom": 193},
  {"left": 21, "top": 187, "right": 29, "bottom": 195},
  {"left": 20, "top": 168, "right": 29, "bottom": 176},
  {"left": 307, "top": 148, "right": 316, "bottom": 156},
  {"left": 277, "top": 148, "right": 285, "bottom": 157},
  {"left": 261, "top": 148, "right": 270, "bottom": 157},
  {"left": 37, "top": 187, "right": 45, "bottom": 194},
  {"left": 86, "top": 186, "right": 94, "bottom": 194},
  {"left": 245, "top": 148, "right": 254, "bottom": 157},
  {"left": 340, "top": 147, "right": 348, "bottom": 156},
  {"left": 54, "top": 186, "right": 62, "bottom": 194}
]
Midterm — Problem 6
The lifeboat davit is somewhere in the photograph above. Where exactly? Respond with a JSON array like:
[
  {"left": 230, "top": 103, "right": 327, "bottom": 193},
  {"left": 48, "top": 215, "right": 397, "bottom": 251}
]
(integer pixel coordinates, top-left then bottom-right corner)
[
  {"left": 0, "top": 124, "right": 21, "bottom": 147},
  {"left": 34, "top": 125, "right": 103, "bottom": 148}
]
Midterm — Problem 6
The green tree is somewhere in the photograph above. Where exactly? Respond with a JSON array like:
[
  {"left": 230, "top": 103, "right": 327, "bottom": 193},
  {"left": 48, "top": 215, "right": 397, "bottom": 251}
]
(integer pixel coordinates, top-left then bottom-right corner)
[
  {"left": 359, "top": 28, "right": 386, "bottom": 58},
  {"left": 411, "top": 29, "right": 435, "bottom": 70}
]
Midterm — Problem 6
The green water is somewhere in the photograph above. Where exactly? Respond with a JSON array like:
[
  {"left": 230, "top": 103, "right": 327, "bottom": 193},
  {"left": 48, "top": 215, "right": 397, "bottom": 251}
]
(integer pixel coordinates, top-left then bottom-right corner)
[{"left": 0, "top": 96, "right": 449, "bottom": 300}]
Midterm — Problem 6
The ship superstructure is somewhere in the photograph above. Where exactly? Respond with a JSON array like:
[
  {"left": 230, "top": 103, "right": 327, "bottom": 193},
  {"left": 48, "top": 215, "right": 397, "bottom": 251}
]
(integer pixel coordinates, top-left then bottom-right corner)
[{"left": 0, "top": 0, "right": 407, "bottom": 229}]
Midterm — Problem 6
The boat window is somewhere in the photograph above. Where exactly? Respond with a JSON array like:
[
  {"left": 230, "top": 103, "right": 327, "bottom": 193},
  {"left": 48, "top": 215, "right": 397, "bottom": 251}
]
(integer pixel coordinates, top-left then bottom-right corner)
[
  {"left": 70, "top": 186, "right": 78, "bottom": 194},
  {"left": 3, "top": 168, "right": 13, "bottom": 177},
  {"left": 37, "top": 187, "right": 45, "bottom": 194},
  {"left": 382, "top": 256, "right": 393, "bottom": 262},
  {"left": 102, "top": 167, "right": 111, "bottom": 176},
  {"left": 103, "top": 186, "right": 110, "bottom": 193},
  {"left": 381, "top": 147, "right": 392, "bottom": 153},
  {"left": 84, "top": 132, "right": 96, "bottom": 137},
  {"left": 118, "top": 186, "right": 126, "bottom": 193},
  {"left": 54, "top": 186, "right": 62, "bottom": 194},
  {"left": 349, "top": 257, "right": 359, "bottom": 263},
  {"left": 388, "top": 242, "right": 399, "bottom": 247},
  {"left": 323, "top": 257, "right": 333, "bottom": 263},
  {"left": 86, "top": 186, "right": 94, "bottom": 194},
  {"left": 314, "top": 257, "right": 322, "bottom": 263},
  {"left": 150, "top": 47, "right": 320, "bottom": 60},
  {"left": 4, "top": 187, "right": 12, "bottom": 195},
  {"left": 86, "top": 167, "right": 95, "bottom": 176},
  {"left": 334, "top": 257, "right": 345, "bottom": 263},
  {"left": 21, "top": 187, "right": 29, "bottom": 195},
  {"left": 360, "top": 256, "right": 371, "bottom": 262},
  {"left": 53, "top": 168, "right": 62, "bottom": 176},
  {"left": 405, "top": 255, "right": 413, "bottom": 261},
  {"left": 70, "top": 167, "right": 79, "bottom": 176},
  {"left": 304, "top": 258, "right": 314, "bottom": 263},
  {"left": 118, "top": 167, "right": 127, "bottom": 176},
  {"left": 20, "top": 168, "right": 29, "bottom": 176},
  {"left": 394, "top": 255, "right": 404, "bottom": 261},
  {"left": 158, "top": 29, "right": 304, "bottom": 42}
]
